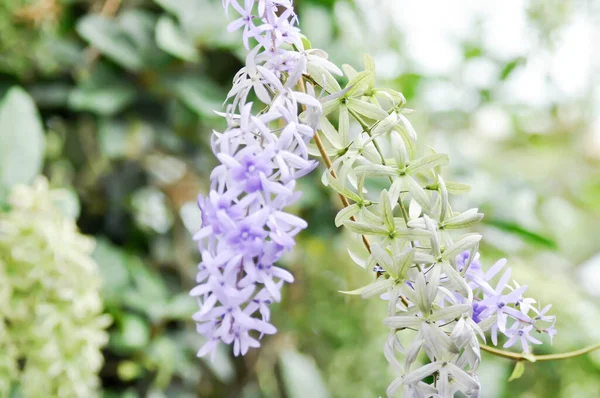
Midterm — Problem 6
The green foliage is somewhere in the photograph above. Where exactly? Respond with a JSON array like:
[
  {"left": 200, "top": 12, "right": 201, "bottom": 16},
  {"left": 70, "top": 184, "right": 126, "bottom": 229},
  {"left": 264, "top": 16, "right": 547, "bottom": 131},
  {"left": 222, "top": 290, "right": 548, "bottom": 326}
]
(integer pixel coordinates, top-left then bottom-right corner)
[{"left": 0, "top": 87, "right": 45, "bottom": 190}]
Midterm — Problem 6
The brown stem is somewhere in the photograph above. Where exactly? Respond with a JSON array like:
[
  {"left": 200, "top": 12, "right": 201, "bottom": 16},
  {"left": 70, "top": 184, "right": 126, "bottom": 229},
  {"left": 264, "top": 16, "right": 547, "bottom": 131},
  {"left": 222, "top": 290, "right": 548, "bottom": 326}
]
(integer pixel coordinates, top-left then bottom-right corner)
[
  {"left": 296, "top": 79, "right": 371, "bottom": 252},
  {"left": 297, "top": 78, "right": 410, "bottom": 308}
]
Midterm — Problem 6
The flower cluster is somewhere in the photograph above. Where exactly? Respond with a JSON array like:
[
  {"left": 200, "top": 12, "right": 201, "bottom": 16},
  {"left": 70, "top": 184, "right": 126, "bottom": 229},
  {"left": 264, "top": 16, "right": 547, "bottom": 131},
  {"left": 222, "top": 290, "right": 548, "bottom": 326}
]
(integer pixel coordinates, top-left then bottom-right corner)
[
  {"left": 192, "top": 0, "right": 340, "bottom": 357},
  {"left": 205, "top": 2, "right": 557, "bottom": 396},
  {"left": 458, "top": 252, "right": 556, "bottom": 354},
  {"left": 0, "top": 178, "right": 110, "bottom": 398},
  {"left": 301, "top": 54, "right": 556, "bottom": 396}
]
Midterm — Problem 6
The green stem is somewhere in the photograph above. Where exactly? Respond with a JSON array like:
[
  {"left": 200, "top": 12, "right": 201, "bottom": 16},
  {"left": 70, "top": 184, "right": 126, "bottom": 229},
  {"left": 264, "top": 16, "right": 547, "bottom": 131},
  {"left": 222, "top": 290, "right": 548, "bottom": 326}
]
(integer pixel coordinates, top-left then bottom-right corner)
[
  {"left": 480, "top": 342, "right": 600, "bottom": 362},
  {"left": 347, "top": 108, "right": 412, "bottom": 224}
]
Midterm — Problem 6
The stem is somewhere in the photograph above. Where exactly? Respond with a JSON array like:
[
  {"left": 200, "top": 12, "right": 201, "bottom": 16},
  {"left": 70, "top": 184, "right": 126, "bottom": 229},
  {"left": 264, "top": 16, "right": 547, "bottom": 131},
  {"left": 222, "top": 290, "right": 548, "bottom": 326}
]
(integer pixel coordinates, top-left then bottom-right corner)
[
  {"left": 297, "top": 79, "right": 371, "bottom": 252},
  {"left": 347, "top": 108, "right": 411, "bottom": 225},
  {"left": 297, "top": 77, "right": 410, "bottom": 308},
  {"left": 480, "top": 342, "right": 600, "bottom": 362}
]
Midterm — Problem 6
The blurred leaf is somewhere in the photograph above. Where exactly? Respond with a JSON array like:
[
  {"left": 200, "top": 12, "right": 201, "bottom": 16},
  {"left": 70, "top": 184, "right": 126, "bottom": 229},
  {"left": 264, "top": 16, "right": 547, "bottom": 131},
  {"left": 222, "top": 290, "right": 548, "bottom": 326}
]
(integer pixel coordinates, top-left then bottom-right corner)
[
  {"left": 93, "top": 238, "right": 131, "bottom": 305},
  {"left": 51, "top": 188, "right": 81, "bottom": 219},
  {"left": 69, "top": 65, "right": 137, "bottom": 115},
  {"left": 147, "top": 337, "right": 177, "bottom": 388},
  {"left": 172, "top": 76, "right": 224, "bottom": 118},
  {"left": 156, "top": 16, "right": 199, "bottom": 62},
  {"left": 500, "top": 57, "right": 525, "bottom": 80},
  {"left": 155, "top": 0, "right": 194, "bottom": 18},
  {"left": 508, "top": 361, "right": 526, "bottom": 382},
  {"left": 464, "top": 45, "right": 483, "bottom": 59},
  {"left": 279, "top": 350, "right": 330, "bottom": 398},
  {"left": 98, "top": 119, "right": 129, "bottom": 158},
  {"left": 111, "top": 314, "right": 151, "bottom": 353},
  {"left": 122, "top": 257, "right": 171, "bottom": 321},
  {"left": 201, "top": 343, "right": 236, "bottom": 383},
  {"left": 0, "top": 87, "right": 45, "bottom": 189},
  {"left": 160, "top": 293, "right": 197, "bottom": 321},
  {"left": 117, "top": 360, "right": 144, "bottom": 381},
  {"left": 486, "top": 219, "right": 557, "bottom": 249},
  {"left": 120, "top": 10, "right": 159, "bottom": 59},
  {"left": 69, "top": 85, "right": 136, "bottom": 115},
  {"left": 28, "top": 83, "right": 72, "bottom": 108},
  {"left": 77, "top": 15, "right": 144, "bottom": 71}
]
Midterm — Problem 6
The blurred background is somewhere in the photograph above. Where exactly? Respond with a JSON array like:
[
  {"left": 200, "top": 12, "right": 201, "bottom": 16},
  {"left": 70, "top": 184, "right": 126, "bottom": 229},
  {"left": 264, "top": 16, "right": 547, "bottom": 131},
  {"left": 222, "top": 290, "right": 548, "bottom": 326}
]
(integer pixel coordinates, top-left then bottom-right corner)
[{"left": 0, "top": 0, "right": 599, "bottom": 396}]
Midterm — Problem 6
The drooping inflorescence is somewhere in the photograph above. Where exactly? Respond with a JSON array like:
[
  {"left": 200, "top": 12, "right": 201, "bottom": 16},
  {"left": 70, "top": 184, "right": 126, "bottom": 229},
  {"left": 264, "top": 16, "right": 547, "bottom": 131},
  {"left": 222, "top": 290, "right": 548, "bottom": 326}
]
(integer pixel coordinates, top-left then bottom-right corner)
[
  {"left": 0, "top": 178, "right": 110, "bottom": 398},
  {"left": 202, "top": 1, "right": 557, "bottom": 397},
  {"left": 308, "top": 56, "right": 557, "bottom": 396},
  {"left": 191, "top": 0, "right": 341, "bottom": 357}
]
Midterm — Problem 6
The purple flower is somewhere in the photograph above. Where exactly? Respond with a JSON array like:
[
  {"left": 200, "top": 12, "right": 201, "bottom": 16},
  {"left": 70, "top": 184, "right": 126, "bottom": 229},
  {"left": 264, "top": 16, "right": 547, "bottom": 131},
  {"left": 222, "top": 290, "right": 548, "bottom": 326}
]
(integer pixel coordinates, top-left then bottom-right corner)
[
  {"left": 456, "top": 251, "right": 557, "bottom": 351},
  {"left": 503, "top": 324, "right": 542, "bottom": 354},
  {"left": 191, "top": 0, "right": 321, "bottom": 359},
  {"left": 471, "top": 302, "right": 487, "bottom": 324}
]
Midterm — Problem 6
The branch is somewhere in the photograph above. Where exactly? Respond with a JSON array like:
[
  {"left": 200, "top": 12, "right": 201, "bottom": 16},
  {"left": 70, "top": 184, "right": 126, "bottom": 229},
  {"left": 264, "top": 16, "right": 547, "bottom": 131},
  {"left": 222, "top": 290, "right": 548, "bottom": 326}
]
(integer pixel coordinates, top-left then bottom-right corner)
[
  {"left": 480, "top": 342, "right": 600, "bottom": 362},
  {"left": 297, "top": 78, "right": 410, "bottom": 308}
]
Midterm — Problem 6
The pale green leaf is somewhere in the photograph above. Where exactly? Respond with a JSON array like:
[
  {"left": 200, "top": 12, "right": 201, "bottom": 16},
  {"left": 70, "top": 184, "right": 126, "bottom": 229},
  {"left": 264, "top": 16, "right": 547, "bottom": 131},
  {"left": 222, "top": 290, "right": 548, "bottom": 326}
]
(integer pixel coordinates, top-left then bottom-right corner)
[
  {"left": 508, "top": 361, "right": 526, "bottom": 382},
  {"left": 0, "top": 87, "right": 45, "bottom": 188},
  {"left": 77, "top": 15, "right": 143, "bottom": 71},
  {"left": 156, "top": 15, "right": 199, "bottom": 62},
  {"left": 279, "top": 351, "right": 330, "bottom": 398}
]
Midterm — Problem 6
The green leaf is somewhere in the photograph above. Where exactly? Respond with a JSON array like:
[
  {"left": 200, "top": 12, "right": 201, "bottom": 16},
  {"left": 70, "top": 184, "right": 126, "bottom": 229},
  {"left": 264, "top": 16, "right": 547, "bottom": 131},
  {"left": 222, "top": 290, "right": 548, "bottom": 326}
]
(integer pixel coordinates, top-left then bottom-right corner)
[
  {"left": 0, "top": 87, "right": 45, "bottom": 189},
  {"left": 500, "top": 57, "right": 525, "bottom": 80},
  {"left": 156, "top": 16, "right": 199, "bottom": 62},
  {"left": 486, "top": 219, "right": 558, "bottom": 250},
  {"left": 69, "top": 84, "right": 136, "bottom": 116},
  {"left": 111, "top": 314, "right": 150, "bottom": 353},
  {"left": 68, "top": 64, "right": 137, "bottom": 115},
  {"left": 508, "top": 361, "right": 526, "bottom": 382},
  {"left": 77, "top": 15, "right": 144, "bottom": 71},
  {"left": 172, "top": 76, "right": 224, "bottom": 118},
  {"left": 279, "top": 350, "right": 330, "bottom": 398},
  {"left": 93, "top": 238, "right": 131, "bottom": 305}
]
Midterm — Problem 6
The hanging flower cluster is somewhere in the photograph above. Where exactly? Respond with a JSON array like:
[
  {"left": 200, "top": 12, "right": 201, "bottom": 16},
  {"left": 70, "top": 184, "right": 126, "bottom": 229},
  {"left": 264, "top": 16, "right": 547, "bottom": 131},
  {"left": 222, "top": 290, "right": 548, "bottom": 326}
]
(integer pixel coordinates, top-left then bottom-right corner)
[
  {"left": 0, "top": 178, "right": 110, "bottom": 398},
  {"left": 205, "top": 1, "right": 557, "bottom": 396},
  {"left": 192, "top": 0, "right": 341, "bottom": 357},
  {"left": 308, "top": 55, "right": 557, "bottom": 396}
]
